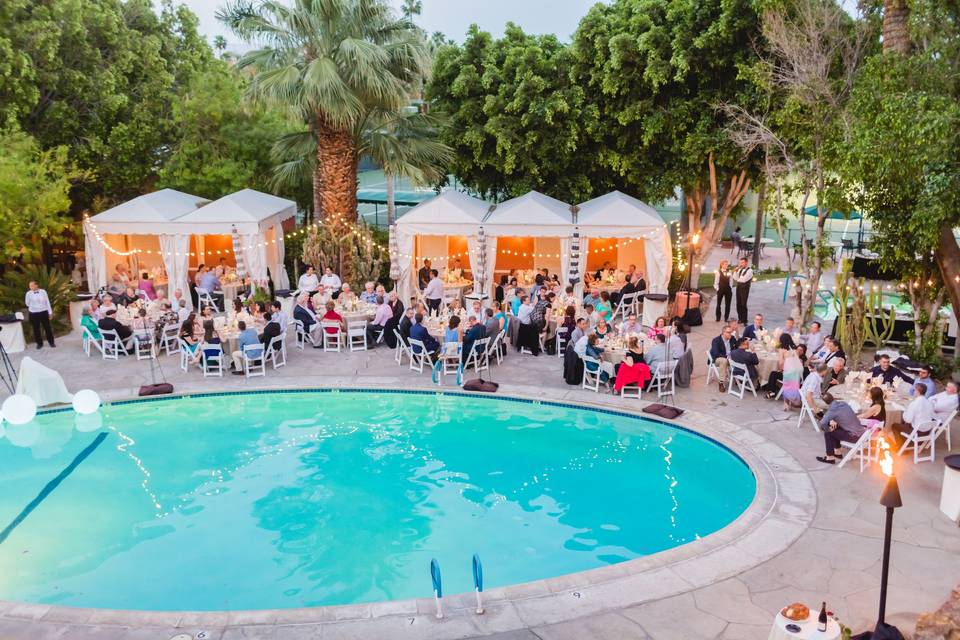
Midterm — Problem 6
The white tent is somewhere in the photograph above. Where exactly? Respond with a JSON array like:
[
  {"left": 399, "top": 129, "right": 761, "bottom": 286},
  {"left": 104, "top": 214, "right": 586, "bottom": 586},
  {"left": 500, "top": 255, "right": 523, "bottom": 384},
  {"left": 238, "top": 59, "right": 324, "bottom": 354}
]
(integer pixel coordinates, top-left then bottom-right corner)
[
  {"left": 84, "top": 188, "right": 295, "bottom": 308},
  {"left": 393, "top": 190, "right": 491, "bottom": 304},
  {"left": 576, "top": 191, "right": 672, "bottom": 324}
]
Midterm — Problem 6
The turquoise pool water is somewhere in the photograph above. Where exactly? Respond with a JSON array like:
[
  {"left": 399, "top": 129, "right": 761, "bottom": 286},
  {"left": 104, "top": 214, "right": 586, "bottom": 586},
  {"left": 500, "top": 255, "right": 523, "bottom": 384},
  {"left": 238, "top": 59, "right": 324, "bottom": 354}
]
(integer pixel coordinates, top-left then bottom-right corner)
[{"left": 0, "top": 390, "right": 755, "bottom": 611}]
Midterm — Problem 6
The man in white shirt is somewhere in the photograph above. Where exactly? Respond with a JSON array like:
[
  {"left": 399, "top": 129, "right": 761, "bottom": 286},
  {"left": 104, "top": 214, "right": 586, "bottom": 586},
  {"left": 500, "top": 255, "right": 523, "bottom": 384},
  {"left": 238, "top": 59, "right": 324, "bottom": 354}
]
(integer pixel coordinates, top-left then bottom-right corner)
[
  {"left": 320, "top": 267, "right": 342, "bottom": 297},
  {"left": 423, "top": 269, "right": 444, "bottom": 313},
  {"left": 801, "top": 364, "right": 828, "bottom": 411},
  {"left": 298, "top": 266, "right": 320, "bottom": 293},
  {"left": 733, "top": 257, "right": 753, "bottom": 325},
  {"left": 573, "top": 332, "right": 590, "bottom": 358},
  {"left": 568, "top": 318, "right": 588, "bottom": 354},
  {"left": 270, "top": 301, "right": 288, "bottom": 332},
  {"left": 803, "top": 321, "right": 825, "bottom": 354},
  {"left": 25, "top": 281, "right": 56, "bottom": 349},
  {"left": 619, "top": 313, "right": 643, "bottom": 336},
  {"left": 467, "top": 300, "right": 484, "bottom": 323},
  {"left": 931, "top": 381, "right": 959, "bottom": 420},
  {"left": 177, "top": 299, "right": 190, "bottom": 323},
  {"left": 901, "top": 384, "right": 936, "bottom": 435}
]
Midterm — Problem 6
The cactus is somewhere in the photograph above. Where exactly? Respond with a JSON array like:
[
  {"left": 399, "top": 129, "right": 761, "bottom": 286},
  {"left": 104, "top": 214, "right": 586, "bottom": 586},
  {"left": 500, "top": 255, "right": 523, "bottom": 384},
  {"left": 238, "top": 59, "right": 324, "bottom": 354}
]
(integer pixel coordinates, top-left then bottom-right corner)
[
  {"left": 863, "top": 284, "right": 896, "bottom": 348},
  {"left": 832, "top": 265, "right": 866, "bottom": 367},
  {"left": 301, "top": 221, "right": 384, "bottom": 288}
]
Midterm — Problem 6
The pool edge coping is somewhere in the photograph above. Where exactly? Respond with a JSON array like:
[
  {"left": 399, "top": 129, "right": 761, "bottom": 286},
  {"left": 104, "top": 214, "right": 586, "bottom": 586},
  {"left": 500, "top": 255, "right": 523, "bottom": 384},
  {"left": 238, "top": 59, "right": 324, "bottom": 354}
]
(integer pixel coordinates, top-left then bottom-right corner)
[{"left": 0, "top": 384, "right": 816, "bottom": 637}]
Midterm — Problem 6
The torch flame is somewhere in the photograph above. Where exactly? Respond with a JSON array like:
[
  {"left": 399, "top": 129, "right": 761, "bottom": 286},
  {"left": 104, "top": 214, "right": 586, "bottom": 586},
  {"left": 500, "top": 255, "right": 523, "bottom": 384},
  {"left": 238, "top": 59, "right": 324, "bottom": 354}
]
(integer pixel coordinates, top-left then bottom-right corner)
[{"left": 878, "top": 437, "right": 894, "bottom": 477}]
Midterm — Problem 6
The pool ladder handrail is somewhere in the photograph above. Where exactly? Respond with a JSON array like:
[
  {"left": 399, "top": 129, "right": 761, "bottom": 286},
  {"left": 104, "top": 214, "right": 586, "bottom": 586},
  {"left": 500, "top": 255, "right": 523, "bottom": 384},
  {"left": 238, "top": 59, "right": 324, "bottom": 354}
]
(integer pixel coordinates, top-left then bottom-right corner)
[{"left": 429, "top": 554, "right": 484, "bottom": 619}]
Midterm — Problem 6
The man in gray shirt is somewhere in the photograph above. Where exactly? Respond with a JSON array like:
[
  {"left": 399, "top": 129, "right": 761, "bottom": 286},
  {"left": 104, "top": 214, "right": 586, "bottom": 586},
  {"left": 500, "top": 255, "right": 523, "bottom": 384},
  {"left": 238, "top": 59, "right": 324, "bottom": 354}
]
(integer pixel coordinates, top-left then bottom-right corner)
[{"left": 816, "top": 394, "right": 867, "bottom": 464}]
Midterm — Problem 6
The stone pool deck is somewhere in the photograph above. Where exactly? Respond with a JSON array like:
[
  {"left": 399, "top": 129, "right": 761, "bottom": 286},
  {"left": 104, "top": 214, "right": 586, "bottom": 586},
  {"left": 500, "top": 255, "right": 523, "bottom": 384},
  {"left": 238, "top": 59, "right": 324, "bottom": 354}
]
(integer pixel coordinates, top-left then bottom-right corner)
[{"left": 2, "top": 280, "right": 958, "bottom": 640}]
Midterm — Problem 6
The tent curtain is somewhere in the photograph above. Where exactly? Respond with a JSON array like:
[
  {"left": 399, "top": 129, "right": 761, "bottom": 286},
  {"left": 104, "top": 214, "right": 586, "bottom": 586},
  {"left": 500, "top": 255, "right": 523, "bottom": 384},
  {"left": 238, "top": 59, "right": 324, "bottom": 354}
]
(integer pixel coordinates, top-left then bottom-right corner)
[
  {"left": 195, "top": 236, "right": 205, "bottom": 267},
  {"left": 484, "top": 237, "right": 497, "bottom": 300},
  {"left": 395, "top": 231, "right": 416, "bottom": 306},
  {"left": 466, "top": 233, "right": 480, "bottom": 292},
  {"left": 83, "top": 220, "right": 107, "bottom": 293},
  {"left": 645, "top": 228, "right": 672, "bottom": 294},
  {"left": 267, "top": 225, "right": 290, "bottom": 290},
  {"left": 389, "top": 224, "right": 400, "bottom": 280},
  {"left": 241, "top": 233, "right": 270, "bottom": 288},
  {"left": 569, "top": 237, "right": 589, "bottom": 297},
  {"left": 159, "top": 234, "right": 192, "bottom": 311}
]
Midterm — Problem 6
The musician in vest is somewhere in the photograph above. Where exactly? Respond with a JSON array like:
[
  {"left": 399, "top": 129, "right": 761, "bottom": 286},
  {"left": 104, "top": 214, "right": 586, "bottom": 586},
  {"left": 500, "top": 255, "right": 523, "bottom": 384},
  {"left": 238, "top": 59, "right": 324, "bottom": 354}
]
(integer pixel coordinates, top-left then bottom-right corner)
[
  {"left": 733, "top": 257, "right": 753, "bottom": 325},
  {"left": 713, "top": 259, "right": 733, "bottom": 323}
]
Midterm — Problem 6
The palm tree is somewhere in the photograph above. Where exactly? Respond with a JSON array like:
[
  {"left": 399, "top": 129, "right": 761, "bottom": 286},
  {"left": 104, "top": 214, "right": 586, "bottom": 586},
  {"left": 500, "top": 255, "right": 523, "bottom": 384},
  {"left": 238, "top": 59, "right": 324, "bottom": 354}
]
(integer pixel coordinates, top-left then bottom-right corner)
[
  {"left": 213, "top": 35, "right": 228, "bottom": 52},
  {"left": 882, "top": 0, "right": 910, "bottom": 55},
  {"left": 401, "top": 0, "right": 422, "bottom": 20},
  {"left": 218, "top": 0, "right": 430, "bottom": 223}
]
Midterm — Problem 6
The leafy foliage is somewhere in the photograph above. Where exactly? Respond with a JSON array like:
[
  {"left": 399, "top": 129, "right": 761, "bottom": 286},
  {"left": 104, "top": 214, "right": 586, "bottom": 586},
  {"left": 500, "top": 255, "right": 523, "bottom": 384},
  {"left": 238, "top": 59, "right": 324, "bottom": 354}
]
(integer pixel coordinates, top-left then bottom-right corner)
[
  {"left": 0, "top": 264, "right": 77, "bottom": 334},
  {"left": 301, "top": 222, "right": 385, "bottom": 289}
]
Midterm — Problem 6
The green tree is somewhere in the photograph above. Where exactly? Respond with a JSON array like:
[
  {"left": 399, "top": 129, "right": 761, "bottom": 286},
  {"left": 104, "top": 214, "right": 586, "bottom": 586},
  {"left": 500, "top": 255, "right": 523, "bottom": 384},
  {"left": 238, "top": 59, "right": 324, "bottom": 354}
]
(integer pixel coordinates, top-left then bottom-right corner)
[
  {"left": 428, "top": 24, "right": 604, "bottom": 202},
  {"left": 219, "top": 0, "right": 430, "bottom": 222},
  {"left": 401, "top": 0, "right": 422, "bottom": 20},
  {"left": 0, "top": 129, "right": 86, "bottom": 264},
  {"left": 158, "top": 64, "right": 298, "bottom": 200}
]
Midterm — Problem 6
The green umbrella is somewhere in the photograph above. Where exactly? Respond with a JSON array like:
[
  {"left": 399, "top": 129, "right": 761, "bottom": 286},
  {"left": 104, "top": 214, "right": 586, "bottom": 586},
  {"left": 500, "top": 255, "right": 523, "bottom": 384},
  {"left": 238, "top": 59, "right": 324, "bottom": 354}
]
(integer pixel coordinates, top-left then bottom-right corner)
[{"left": 803, "top": 205, "right": 862, "bottom": 220}]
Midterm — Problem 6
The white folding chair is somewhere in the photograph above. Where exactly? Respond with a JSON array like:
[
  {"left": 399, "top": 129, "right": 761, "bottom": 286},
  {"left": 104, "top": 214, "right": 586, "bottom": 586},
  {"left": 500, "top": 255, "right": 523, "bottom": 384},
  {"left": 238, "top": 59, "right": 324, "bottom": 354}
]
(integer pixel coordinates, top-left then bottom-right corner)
[
  {"left": 555, "top": 326, "right": 569, "bottom": 358},
  {"left": 161, "top": 324, "right": 180, "bottom": 356},
  {"left": 727, "top": 361, "right": 757, "bottom": 399},
  {"left": 200, "top": 344, "right": 225, "bottom": 378},
  {"left": 394, "top": 329, "right": 410, "bottom": 366},
  {"left": 267, "top": 334, "right": 287, "bottom": 369},
  {"left": 321, "top": 321, "right": 342, "bottom": 352},
  {"left": 838, "top": 425, "right": 881, "bottom": 472},
  {"left": 581, "top": 355, "right": 602, "bottom": 393},
  {"left": 100, "top": 329, "right": 128, "bottom": 361},
  {"left": 242, "top": 343, "right": 266, "bottom": 378},
  {"left": 705, "top": 350, "right": 723, "bottom": 385},
  {"left": 196, "top": 287, "right": 220, "bottom": 313},
  {"left": 620, "top": 381, "right": 642, "bottom": 399},
  {"left": 134, "top": 333, "right": 155, "bottom": 360},
  {"left": 441, "top": 343, "right": 461, "bottom": 376},
  {"left": 293, "top": 319, "right": 309, "bottom": 351},
  {"left": 650, "top": 361, "right": 677, "bottom": 398},
  {"left": 898, "top": 419, "right": 948, "bottom": 463},
  {"left": 407, "top": 338, "right": 435, "bottom": 373},
  {"left": 486, "top": 330, "right": 504, "bottom": 366},
  {"left": 797, "top": 393, "right": 821, "bottom": 432},
  {"left": 347, "top": 320, "right": 368, "bottom": 352},
  {"left": 610, "top": 292, "right": 637, "bottom": 325},
  {"left": 464, "top": 337, "right": 490, "bottom": 373},
  {"left": 82, "top": 326, "right": 103, "bottom": 357},
  {"left": 935, "top": 409, "right": 956, "bottom": 451}
]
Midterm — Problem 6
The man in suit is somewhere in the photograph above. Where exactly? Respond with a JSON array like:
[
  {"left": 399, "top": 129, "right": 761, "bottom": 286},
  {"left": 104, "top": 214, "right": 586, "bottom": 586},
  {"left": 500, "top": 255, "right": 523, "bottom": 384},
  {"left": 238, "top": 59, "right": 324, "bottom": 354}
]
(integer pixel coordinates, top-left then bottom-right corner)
[
  {"left": 409, "top": 312, "right": 440, "bottom": 358},
  {"left": 709, "top": 324, "right": 738, "bottom": 392},
  {"left": 733, "top": 257, "right": 753, "bottom": 325},
  {"left": 260, "top": 311, "right": 282, "bottom": 346},
  {"left": 611, "top": 274, "right": 636, "bottom": 307},
  {"left": 97, "top": 308, "right": 133, "bottom": 349},
  {"left": 461, "top": 316, "right": 487, "bottom": 366},
  {"left": 742, "top": 313, "right": 764, "bottom": 341},
  {"left": 398, "top": 308, "right": 415, "bottom": 342},
  {"left": 729, "top": 337, "right": 760, "bottom": 384}
]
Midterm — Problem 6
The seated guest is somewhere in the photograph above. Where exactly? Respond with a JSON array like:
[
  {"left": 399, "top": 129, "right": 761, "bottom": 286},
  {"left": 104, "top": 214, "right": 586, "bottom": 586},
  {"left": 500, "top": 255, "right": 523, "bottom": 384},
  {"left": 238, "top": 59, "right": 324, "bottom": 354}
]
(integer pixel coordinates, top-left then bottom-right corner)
[
  {"left": 138, "top": 273, "right": 157, "bottom": 300},
  {"left": 648, "top": 316, "right": 668, "bottom": 339},
  {"left": 198, "top": 319, "right": 223, "bottom": 365},
  {"left": 595, "top": 291, "right": 613, "bottom": 322},
  {"left": 179, "top": 313, "right": 200, "bottom": 356},
  {"left": 130, "top": 308, "right": 154, "bottom": 345},
  {"left": 858, "top": 386, "right": 887, "bottom": 429},
  {"left": 116, "top": 286, "right": 139, "bottom": 307},
  {"left": 762, "top": 333, "right": 797, "bottom": 398},
  {"left": 80, "top": 306, "right": 101, "bottom": 340},
  {"left": 495, "top": 275, "right": 508, "bottom": 303},
  {"left": 231, "top": 320, "right": 262, "bottom": 374},
  {"left": 644, "top": 333, "right": 671, "bottom": 375},
  {"left": 312, "top": 284, "right": 329, "bottom": 308},
  {"left": 444, "top": 315, "right": 462, "bottom": 344},
  {"left": 668, "top": 320, "right": 687, "bottom": 357},
  {"left": 398, "top": 308, "right": 415, "bottom": 341},
  {"left": 801, "top": 364, "right": 829, "bottom": 411},
  {"left": 298, "top": 266, "right": 320, "bottom": 293},
  {"left": 620, "top": 312, "right": 643, "bottom": 336},
  {"left": 584, "top": 304, "right": 599, "bottom": 329},
  {"left": 368, "top": 295, "right": 393, "bottom": 345},
  {"left": 931, "top": 381, "right": 960, "bottom": 419},
  {"left": 108, "top": 272, "right": 126, "bottom": 297},
  {"left": 199, "top": 267, "right": 222, "bottom": 303},
  {"left": 321, "top": 300, "right": 345, "bottom": 334},
  {"left": 594, "top": 317, "right": 611, "bottom": 339},
  {"left": 388, "top": 290, "right": 404, "bottom": 320},
  {"left": 493, "top": 301, "right": 510, "bottom": 337},
  {"left": 88, "top": 298, "right": 104, "bottom": 321},
  {"left": 614, "top": 337, "right": 651, "bottom": 394},
  {"left": 339, "top": 283, "right": 355, "bottom": 305},
  {"left": 584, "top": 333, "right": 615, "bottom": 387},
  {"left": 909, "top": 364, "right": 936, "bottom": 397},
  {"left": 517, "top": 295, "right": 534, "bottom": 325},
  {"left": 778, "top": 317, "right": 800, "bottom": 342},
  {"left": 293, "top": 293, "right": 321, "bottom": 344},
  {"left": 153, "top": 302, "right": 179, "bottom": 344},
  {"left": 409, "top": 312, "right": 440, "bottom": 358},
  {"left": 560, "top": 305, "right": 577, "bottom": 337},
  {"left": 260, "top": 311, "right": 282, "bottom": 346},
  {"left": 447, "top": 298, "right": 463, "bottom": 315},
  {"left": 320, "top": 267, "right": 342, "bottom": 296},
  {"left": 468, "top": 299, "right": 484, "bottom": 323},
  {"left": 201, "top": 305, "right": 216, "bottom": 322},
  {"left": 461, "top": 316, "right": 487, "bottom": 365},
  {"left": 822, "top": 356, "right": 848, "bottom": 388},
  {"left": 176, "top": 298, "right": 189, "bottom": 323},
  {"left": 870, "top": 353, "right": 912, "bottom": 385},
  {"left": 561, "top": 285, "right": 578, "bottom": 308},
  {"left": 811, "top": 336, "right": 845, "bottom": 367},
  {"left": 727, "top": 318, "right": 741, "bottom": 342},
  {"left": 709, "top": 324, "right": 737, "bottom": 391},
  {"left": 613, "top": 274, "right": 636, "bottom": 306},
  {"left": 898, "top": 383, "right": 936, "bottom": 438},
  {"left": 270, "top": 300, "right": 288, "bottom": 333},
  {"left": 803, "top": 321, "right": 825, "bottom": 354},
  {"left": 98, "top": 308, "right": 133, "bottom": 348},
  {"left": 742, "top": 314, "right": 765, "bottom": 341},
  {"left": 360, "top": 281, "right": 378, "bottom": 304},
  {"left": 815, "top": 394, "right": 867, "bottom": 464},
  {"left": 633, "top": 270, "right": 647, "bottom": 299},
  {"left": 583, "top": 287, "right": 600, "bottom": 308},
  {"left": 569, "top": 318, "right": 589, "bottom": 356},
  {"left": 484, "top": 307, "right": 502, "bottom": 339},
  {"left": 510, "top": 288, "right": 524, "bottom": 316},
  {"left": 777, "top": 345, "right": 806, "bottom": 408},
  {"left": 730, "top": 337, "right": 760, "bottom": 385}
]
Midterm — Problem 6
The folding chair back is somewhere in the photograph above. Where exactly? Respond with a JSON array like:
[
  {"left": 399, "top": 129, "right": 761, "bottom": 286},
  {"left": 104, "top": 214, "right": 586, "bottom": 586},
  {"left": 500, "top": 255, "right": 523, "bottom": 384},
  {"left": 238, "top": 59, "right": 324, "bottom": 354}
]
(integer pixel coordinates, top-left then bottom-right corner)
[
  {"left": 705, "top": 350, "right": 722, "bottom": 385},
  {"left": 321, "top": 321, "right": 342, "bottom": 352},
  {"left": 347, "top": 320, "right": 368, "bottom": 351},
  {"left": 200, "top": 344, "right": 224, "bottom": 377},
  {"left": 651, "top": 361, "right": 677, "bottom": 398},
  {"left": 581, "top": 355, "right": 602, "bottom": 392},
  {"left": 100, "top": 329, "right": 126, "bottom": 361},
  {"left": 407, "top": 338, "right": 433, "bottom": 373},
  {"left": 243, "top": 343, "right": 266, "bottom": 378},
  {"left": 465, "top": 337, "right": 490, "bottom": 372},
  {"left": 161, "top": 324, "right": 180, "bottom": 356},
  {"left": 728, "top": 361, "right": 756, "bottom": 399},
  {"left": 268, "top": 334, "right": 286, "bottom": 369},
  {"left": 82, "top": 326, "right": 103, "bottom": 357},
  {"left": 838, "top": 425, "right": 880, "bottom": 472},
  {"left": 555, "top": 326, "right": 569, "bottom": 358},
  {"left": 797, "top": 393, "right": 821, "bottom": 432},
  {"left": 196, "top": 287, "right": 220, "bottom": 313}
]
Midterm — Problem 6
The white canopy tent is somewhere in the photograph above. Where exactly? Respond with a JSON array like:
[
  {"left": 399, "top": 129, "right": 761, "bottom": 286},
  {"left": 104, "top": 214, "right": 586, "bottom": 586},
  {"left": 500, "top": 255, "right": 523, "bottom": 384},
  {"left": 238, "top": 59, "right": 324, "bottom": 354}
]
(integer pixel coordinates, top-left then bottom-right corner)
[
  {"left": 84, "top": 188, "right": 295, "bottom": 309},
  {"left": 393, "top": 190, "right": 491, "bottom": 305},
  {"left": 575, "top": 191, "right": 673, "bottom": 324}
]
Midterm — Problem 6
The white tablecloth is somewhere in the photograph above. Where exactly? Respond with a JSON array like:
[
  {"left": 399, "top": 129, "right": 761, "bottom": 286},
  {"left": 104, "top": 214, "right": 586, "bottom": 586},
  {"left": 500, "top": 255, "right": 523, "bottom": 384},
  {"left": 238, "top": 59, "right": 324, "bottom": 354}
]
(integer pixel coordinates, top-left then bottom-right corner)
[
  {"left": 15, "top": 357, "right": 73, "bottom": 406},
  {"left": 768, "top": 612, "right": 841, "bottom": 640},
  {"left": 0, "top": 321, "right": 25, "bottom": 354}
]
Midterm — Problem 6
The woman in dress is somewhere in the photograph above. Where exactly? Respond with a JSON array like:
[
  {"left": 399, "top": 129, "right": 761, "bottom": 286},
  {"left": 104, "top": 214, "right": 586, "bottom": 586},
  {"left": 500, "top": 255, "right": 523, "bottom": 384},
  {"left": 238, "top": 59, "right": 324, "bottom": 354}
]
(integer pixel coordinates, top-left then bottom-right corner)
[
  {"left": 444, "top": 315, "right": 462, "bottom": 344},
  {"left": 614, "top": 337, "right": 652, "bottom": 394},
  {"left": 647, "top": 316, "right": 668, "bottom": 339},
  {"left": 595, "top": 290, "right": 613, "bottom": 322},
  {"left": 594, "top": 317, "right": 611, "bottom": 339},
  {"left": 179, "top": 313, "right": 200, "bottom": 358},
  {"left": 777, "top": 345, "right": 806, "bottom": 408},
  {"left": 858, "top": 386, "right": 887, "bottom": 429},
  {"left": 584, "top": 334, "right": 616, "bottom": 388},
  {"left": 138, "top": 272, "right": 157, "bottom": 301},
  {"left": 199, "top": 319, "right": 223, "bottom": 365},
  {"left": 763, "top": 333, "right": 798, "bottom": 399}
]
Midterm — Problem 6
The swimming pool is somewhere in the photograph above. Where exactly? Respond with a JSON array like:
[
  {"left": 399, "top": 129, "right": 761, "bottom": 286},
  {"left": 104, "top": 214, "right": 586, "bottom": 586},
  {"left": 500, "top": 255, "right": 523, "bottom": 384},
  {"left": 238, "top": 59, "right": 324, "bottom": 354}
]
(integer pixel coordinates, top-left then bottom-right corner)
[{"left": 0, "top": 390, "right": 756, "bottom": 611}]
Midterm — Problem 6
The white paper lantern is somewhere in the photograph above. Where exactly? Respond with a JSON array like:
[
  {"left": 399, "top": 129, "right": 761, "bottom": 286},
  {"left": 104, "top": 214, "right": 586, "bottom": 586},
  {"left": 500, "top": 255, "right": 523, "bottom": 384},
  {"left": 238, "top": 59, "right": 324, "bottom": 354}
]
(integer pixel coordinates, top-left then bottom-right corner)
[
  {"left": 2, "top": 394, "right": 36, "bottom": 425},
  {"left": 72, "top": 389, "right": 101, "bottom": 415}
]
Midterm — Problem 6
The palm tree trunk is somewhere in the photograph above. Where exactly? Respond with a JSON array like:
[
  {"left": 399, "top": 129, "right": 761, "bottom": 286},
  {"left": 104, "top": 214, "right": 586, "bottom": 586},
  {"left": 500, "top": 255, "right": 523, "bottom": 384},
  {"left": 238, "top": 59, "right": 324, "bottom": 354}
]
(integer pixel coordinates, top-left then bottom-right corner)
[
  {"left": 882, "top": 0, "right": 911, "bottom": 55},
  {"left": 386, "top": 173, "right": 396, "bottom": 226},
  {"left": 315, "top": 119, "right": 359, "bottom": 223}
]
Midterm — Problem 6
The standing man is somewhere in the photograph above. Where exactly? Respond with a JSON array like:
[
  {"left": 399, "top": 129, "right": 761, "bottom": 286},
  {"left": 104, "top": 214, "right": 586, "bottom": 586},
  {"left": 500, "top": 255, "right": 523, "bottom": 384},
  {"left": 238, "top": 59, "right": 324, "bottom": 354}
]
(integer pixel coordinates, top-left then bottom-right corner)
[
  {"left": 423, "top": 269, "right": 444, "bottom": 313},
  {"left": 733, "top": 257, "right": 753, "bottom": 325},
  {"left": 417, "top": 259, "right": 432, "bottom": 291},
  {"left": 713, "top": 259, "right": 733, "bottom": 322},
  {"left": 25, "top": 281, "right": 56, "bottom": 349}
]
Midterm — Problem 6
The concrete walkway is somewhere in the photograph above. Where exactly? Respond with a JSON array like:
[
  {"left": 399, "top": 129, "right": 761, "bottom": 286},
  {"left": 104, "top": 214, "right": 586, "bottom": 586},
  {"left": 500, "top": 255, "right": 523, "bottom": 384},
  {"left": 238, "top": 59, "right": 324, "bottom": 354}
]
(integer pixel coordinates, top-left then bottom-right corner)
[{"left": 2, "top": 279, "right": 957, "bottom": 640}]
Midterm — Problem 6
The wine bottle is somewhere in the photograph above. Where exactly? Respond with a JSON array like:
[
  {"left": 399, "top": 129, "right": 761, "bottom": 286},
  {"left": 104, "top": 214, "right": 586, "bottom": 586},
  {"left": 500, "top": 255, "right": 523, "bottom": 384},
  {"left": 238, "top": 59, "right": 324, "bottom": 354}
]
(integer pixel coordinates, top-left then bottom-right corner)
[{"left": 818, "top": 601, "right": 828, "bottom": 632}]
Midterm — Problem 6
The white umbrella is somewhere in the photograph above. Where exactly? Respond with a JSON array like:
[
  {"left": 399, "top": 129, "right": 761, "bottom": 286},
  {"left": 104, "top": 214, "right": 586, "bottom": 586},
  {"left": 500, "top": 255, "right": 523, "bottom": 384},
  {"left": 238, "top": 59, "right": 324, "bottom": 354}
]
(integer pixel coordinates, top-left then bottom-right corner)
[
  {"left": 231, "top": 225, "right": 247, "bottom": 280},
  {"left": 474, "top": 226, "right": 488, "bottom": 296},
  {"left": 568, "top": 227, "right": 581, "bottom": 287},
  {"left": 389, "top": 223, "right": 400, "bottom": 280}
]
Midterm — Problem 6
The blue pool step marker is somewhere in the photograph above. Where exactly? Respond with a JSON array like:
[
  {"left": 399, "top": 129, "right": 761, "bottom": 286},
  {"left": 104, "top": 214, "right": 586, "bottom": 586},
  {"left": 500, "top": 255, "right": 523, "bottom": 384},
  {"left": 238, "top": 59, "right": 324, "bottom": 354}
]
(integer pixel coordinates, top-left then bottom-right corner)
[
  {"left": 472, "top": 553, "right": 484, "bottom": 614},
  {"left": 430, "top": 558, "right": 443, "bottom": 619}
]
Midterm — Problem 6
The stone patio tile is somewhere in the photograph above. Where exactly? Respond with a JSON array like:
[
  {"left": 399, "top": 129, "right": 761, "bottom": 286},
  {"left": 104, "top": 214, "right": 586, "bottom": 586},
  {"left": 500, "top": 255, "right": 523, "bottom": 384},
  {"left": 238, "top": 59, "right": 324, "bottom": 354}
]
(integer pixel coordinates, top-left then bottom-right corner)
[
  {"left": 532, "top": 611, "right": 648, "bottom": 639},
  {"left": 621, "top": 592, "right": 727, "bottom": 640},
  {"left": 692, "top": 578, "right": 773, "bottom": 625}
]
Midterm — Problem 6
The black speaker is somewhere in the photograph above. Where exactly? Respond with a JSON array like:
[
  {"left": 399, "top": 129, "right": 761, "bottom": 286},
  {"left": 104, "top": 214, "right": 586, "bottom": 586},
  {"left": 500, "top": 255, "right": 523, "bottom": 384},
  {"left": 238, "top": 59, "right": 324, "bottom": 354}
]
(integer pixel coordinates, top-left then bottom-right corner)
[{"left": 682, "top": 307, "right": 703, "bottom": 327}]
